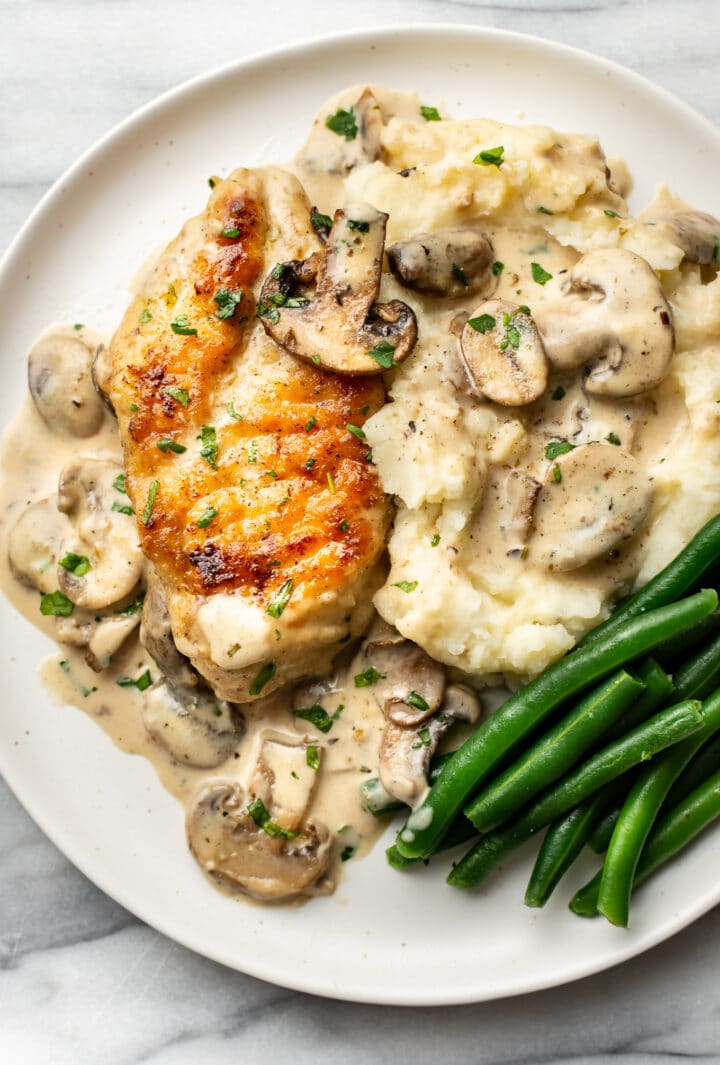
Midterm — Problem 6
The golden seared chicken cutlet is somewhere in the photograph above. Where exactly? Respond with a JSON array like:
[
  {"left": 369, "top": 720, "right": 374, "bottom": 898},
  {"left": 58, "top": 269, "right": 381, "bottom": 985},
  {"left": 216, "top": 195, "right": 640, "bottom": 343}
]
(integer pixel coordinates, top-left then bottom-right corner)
[{"left": 99, "top": 167, "right": 393, "bottom": 702}]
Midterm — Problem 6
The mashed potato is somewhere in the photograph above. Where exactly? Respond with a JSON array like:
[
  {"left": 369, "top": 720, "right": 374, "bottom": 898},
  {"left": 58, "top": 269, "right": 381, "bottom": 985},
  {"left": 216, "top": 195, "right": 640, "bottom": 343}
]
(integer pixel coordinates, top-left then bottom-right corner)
[{"left": 295, "top": 86, "right": 720, "bottom": 682}]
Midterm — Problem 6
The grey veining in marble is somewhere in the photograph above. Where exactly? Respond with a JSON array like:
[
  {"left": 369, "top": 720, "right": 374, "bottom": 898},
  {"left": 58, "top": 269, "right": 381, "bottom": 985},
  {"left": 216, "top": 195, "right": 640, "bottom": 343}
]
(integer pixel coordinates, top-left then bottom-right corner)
[{"left": 3, "top": 0, "right": 720, "bottom": 1061}]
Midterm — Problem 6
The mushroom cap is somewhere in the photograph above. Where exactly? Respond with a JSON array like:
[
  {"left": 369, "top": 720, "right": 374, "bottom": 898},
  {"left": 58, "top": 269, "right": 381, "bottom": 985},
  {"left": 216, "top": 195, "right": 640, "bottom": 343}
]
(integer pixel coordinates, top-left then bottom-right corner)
[
  {"left": 28, "top": 327, "right": 106, "bottom": 437},
  {"left": 535, "top": 249, "right": 674, "bottom": 398},
  {"left": 651, "top": 209, "right": 720, "bottom": 266},
  {"left": 186, "top": 781, "right": 332, "bottom": 902},
  {"left": 140, "top": 570, "right": 200, "bottom": 690},
  {"left": 362, "top": 630, "right": 447, "bottom": 726},
  {"left": 258, "top": 202, "right": 417, "bottom": 375},
  {"left": 531, "top": 443, "right": 653, "bottom": 571},
  {"left": 7, "top": 497, "right": 69, "bottom": 593},
  {"left": 387, "top": 227, "right": 496, "bottom": 298},
  {"left": 142, "top": 685, "right": 244, "bottom": 769},
  {"left": 57, "top": 458, "right": 144, "bottom": 610},
  {"left": 460, "top": 299, "right": 549, "bottom": 406}
]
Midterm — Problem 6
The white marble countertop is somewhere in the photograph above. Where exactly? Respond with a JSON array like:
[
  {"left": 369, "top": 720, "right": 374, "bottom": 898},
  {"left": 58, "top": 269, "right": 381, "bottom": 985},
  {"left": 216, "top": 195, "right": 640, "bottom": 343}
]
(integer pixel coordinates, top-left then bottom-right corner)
[{"left": 3, "top": 0, "right": 720, "bottom": 1061}]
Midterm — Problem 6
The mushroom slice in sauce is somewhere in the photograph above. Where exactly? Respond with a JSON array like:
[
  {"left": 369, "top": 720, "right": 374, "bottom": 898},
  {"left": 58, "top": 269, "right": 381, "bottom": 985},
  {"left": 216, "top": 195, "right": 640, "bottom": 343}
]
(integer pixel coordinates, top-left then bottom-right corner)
[
  {"left": 85, "top": 611, "right": 142, "bottom": 672},
  {"left": 535, "top": 249, "right": 674, "bottom": 397},
  {"left": 363, "top": 632, "right": 447, "bottom": 726},
  {"left": 56, "top": 458, "right": 144, "bottom": 610},
  {"left": 258, "top": 202, "right": 417, "bottom": 375},
  {"left": 297, "top": 87, "right": 383, "bottom": 177},
  {"left": 500, "top": 469, "right": 542, "bottom": 552},
  {"left": 140, "top": 570, "right": 200, "bottom": 690},
  {"left": 531, "top": 443, "right": 653, "bottom": 571},
  {"left": 142, "top": 684, "right": 244, "bottom": 769},
  {"left": 460, "top": 300, "right": 549, "bottom": 406},
  {"left": 379, "top": 684, "right": 481, "bottom": 805},
  {"left": 386, "top": 228, "right": 496, "bottom": 298},
  {"left": 648, "top": 209, "right": 720, "bottom": 266},
  {"left": 28, "top": 326, "right": 106, "bottom": 437},
  {"left": 7, "top": 497, "right": 69, "bottom": 593}
]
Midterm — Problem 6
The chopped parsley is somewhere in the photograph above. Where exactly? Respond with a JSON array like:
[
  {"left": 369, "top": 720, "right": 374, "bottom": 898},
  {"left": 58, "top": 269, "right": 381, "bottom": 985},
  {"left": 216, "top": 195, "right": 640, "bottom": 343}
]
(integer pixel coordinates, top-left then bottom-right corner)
[
  {"left": 420, "top": 104, "right": 441, "bottom": 121},
  {"left": 305, "top": 416, "right": 317, "bottom": 432},
  {"left": 214, "top": 288, "right": 243, "bottom": 320},
  {"left": 713, "top": 242, "right": 720, "bottom": 262},
  {"left": 431, "top": 533, "right": 441, "bottom": 547},
  {"left": 163, "top": 386, "right": 190, "bottom": 407},
  {"left": 473, "top": 145, "right": 504, "bottom": 167},
  {"left": 257, "top": 299, "right": 280, "bottom": 325},
  {"left": 294, "top": 704, "right": 335, "bottom": 733},
  {"left": 207, "top": 176, "right": 216, "bottom": 189},
  {"left": 118, "top": 592, "right": 145, "bottom": 616},
  {"left": 141, "top": 480, "right": 160, "bottom": 525},
  {"left": 341, "top": 845, "right": 356, "bottom": 862},
  {"left": 266, "top": 578, "right": 294, "bottom": 619},
  {"left": 492, "top": 260, "right": 505, "bottom": 277},
  {"left": 606, "top": 432, "right": 622, "bottom": 446},
  {"left": 552, "top": 463, "right": 562, "bottom": 484},
  {"left": 551, "top": 386, "right": 566, "bottom": 401},
  {"left": 368, "top": 340, "right": 398, "bottom": 370},
  {"left": 406, "top": 690, "right": 429, "bottom": 712},
  {"left": 393, "top": 580, "right": 418, "bottom": 593},
  {"left": 59, "top": 552, "right": 91, "bottom": 576},
  {"left": 537, "top": 205, "right": 554, "bottom": 215},
  {"left": 501, "top": 323, "right": 521, "bottom": 351},
  {"left": 327, "top": 472, "right": 336, "bottom": 494},
  {"left": 347, "top": 218, "right": 370, "bottom": 233},
  {"left": 346, "top": 423, "right": 366, "bottom": 440},
  {"left": 138, "top": 308, "right": 153, "bottom": 324},
  {"left": 196, "top": 505, "right": 218, "bottom": 529},
  {"left": 221, "top": 226, "right": 240, "bottom": 238},
  {"left": 248, "top": 440, "right": 258, "bottom": 464},
  {"left": 411, "top": 727, "right": 432, "bottom": 750},
  {"left": 467, "top": 313, "right": 496, "bottom": 334},
  {"left": 304, "top": 457, "right": 316, "bottom": 470},
  {"left": 116, "top": 669, "right": 152, "bottom": 692},
  {"left": 247, "top": 797, "right": 297, "bottom": 839},
  {"left": 170, "top": 314, "right": 198, "bottom": 336},
  {"left": 306, "top": 745, "right": 320, "bottom": 771},
  {"left": 325, "top": 107, "right": 357, "bottom": 141},
  {"left": 354, "top": 667, "right": 385, "bottom": 688},
  {"left": 40, "top": 590, "right": 75, "bottom": 617},
  {"left": 112, "top": 501, "right": 135, "bottom": 516},
  {"left": 199, "top": 425, "right": 218, "bottom": 470},
  {"left": 545, "top": 440, "right": 575, "bottom": 460},
  {"left": 452, "top": 262, "right": 469, "bottom": 287},
  {"left": 113, "top": 473, "right": 127, "bottom": 494},
  {"left": 157, "top": 438, "right": 187, "bottom": 454},
  {"left": 531, "top": 262, "right": 553, "bottom": 285},
  {"left": 310, "top": 208, "right": 332, "bottom": 234},
  {"left": 604, "top": 208, "right": 622, "bottom": 219},
  {"left": 249, "top": 662, "right": 276, "bottom": 696},
  {"left": 227, "top": 400, "right": 243, "bottom": 421},
  {"left": 73, "top": 323, "right": 84, "bottom": 330},
  {"left": 339, "top": 519, "right": 349, "bottom": 532}
]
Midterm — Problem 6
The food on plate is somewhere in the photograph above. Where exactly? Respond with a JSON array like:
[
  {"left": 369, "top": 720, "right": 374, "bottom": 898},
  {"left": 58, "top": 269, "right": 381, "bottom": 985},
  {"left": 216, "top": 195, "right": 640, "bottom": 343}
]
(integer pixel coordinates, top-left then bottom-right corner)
[{"left": 2, "top": 84, "right": 720, "bottom": 914}]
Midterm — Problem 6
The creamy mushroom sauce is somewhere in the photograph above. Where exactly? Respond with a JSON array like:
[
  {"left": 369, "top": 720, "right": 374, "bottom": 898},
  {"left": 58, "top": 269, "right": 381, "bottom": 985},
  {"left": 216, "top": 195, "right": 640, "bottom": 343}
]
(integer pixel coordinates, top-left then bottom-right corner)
[{"left": 2, "top": 86, "right": 720, "bottom": 904}]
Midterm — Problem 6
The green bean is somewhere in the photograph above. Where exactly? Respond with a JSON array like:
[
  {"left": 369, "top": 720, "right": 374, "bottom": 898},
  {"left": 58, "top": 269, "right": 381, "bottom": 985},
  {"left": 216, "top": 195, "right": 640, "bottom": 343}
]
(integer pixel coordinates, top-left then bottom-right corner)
[
  {"left": 597, "top": 685, "right": 720, "bottom": 926},
  {"left": 665, "top": 734, "right": 720, "bottom": 808},
  {"left": 395, "top": 590, "right": 716, "bottom": 861},
  {"left": 653, "top": 608, "right": 720, "bottom": 667},
  {"left": 671, "top": 630, "right": 720, "bottom": 701},
  {"left": 449, "top": 699, "right": 704, "bottom": 890},
  {"left": 386, "top": 816, "right": 477, "bottom": 870},
  {"left": 570, "top": 765, "right": 720, "bottom": 916},
  {"left": 524, "top": 661, "right": 673, "bottom": 906},
  {"left": 361, "top": 753, "right": 452, "bottom": 818},
  {"left": 589, "top": 807, "right": 620, "bottom": 853},
  {"left": 579, "top": 514, "right": 720, "bottom": 650},
  {"left": 468, "top": 670, "right": 645, "bottom": 833}
]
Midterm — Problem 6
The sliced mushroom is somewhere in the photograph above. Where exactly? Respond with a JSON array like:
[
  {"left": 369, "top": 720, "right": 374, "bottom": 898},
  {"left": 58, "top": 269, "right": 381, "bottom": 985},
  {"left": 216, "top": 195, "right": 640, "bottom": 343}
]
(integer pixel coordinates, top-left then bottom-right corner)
[
  {"left": 500, "top": 469, "right": 542, "bottom": 553},
  {"left": 85, "top": 611, "right": 142, "bottom": 671},
  {"left": 91, "top": 344, "right": 116, "bottom": 414},
  {"left": 363, "top": 633, "right": 446, "bottom": 726},
  {"left": 142, "top": 684, "right": 244, "bottom": 769},
  {"left": 298, "top": 87, "right": 383, "bottom": 177},
  {"left": 259, "top": 202, "right": 417, "bottom": 375},
  {"left": 535, "top": 249, "right": 674, "bottom": 397},
  {"left": 250, "top": 739, "right": 320, "bottom": 831},
  {"left": 186, "top": 781, "right": 332, "bottom": 902},
  {"left": 28, "top": 327, "right": 106, "bottom": 436},
  {"left": 531, "top": 443, "right": 653, "bottom": 571},
  {"left": 7, "top": 498, "right": 69, "bottom": 593},
  {"left": 387, "top": 228, "right": 497, "bottom": 299},
  {"left": 379, "top": 684, "right": 481, "bottom": 805},
  {"left": 460, "top": 299, "right": 549, "bottom": 406},
  {"left": 140, "top": 570, "right": 199, "bottom": 690},
  {"left": 57, "top": 458, "right": 144, "bottom": 610},
  {"left": 647, "top": 209, "right": 720, "bottom": 266}
]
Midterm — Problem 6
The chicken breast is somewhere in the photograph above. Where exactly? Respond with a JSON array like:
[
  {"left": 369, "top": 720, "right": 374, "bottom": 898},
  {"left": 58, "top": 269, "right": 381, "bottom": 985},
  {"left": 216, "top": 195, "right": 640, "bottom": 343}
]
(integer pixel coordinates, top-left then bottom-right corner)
[{"left": 99, "top": 167, "right": 390, "bottom": 702}]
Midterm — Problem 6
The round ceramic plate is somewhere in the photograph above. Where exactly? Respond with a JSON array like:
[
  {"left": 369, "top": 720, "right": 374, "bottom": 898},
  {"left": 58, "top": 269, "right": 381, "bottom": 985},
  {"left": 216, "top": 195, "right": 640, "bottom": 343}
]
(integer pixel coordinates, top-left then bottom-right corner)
[{"left": 2, "top": 25, "right": 720, "bottom": 1007}]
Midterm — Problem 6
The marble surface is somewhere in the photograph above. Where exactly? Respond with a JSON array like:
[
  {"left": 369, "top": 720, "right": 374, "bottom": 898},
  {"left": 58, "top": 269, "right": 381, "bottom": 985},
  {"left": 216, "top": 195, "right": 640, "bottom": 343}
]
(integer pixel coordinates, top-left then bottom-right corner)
[{"left": 3, "top": 0, "right": 720, "bottom": 1061}]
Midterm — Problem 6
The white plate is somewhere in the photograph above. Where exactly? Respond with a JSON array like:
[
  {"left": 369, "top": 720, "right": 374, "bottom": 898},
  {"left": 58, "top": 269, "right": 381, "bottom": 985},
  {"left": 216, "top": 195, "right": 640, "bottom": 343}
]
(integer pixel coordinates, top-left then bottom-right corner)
[{"left": 2, "top": 25, "right": 720, "bottom": 1007}]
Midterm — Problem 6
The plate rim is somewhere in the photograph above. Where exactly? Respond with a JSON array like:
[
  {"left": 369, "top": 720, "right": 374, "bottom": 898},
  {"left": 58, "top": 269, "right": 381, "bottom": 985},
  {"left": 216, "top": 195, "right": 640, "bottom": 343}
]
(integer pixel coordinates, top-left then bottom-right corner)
[{"left": 2, "top": 22, "right": 720, "bottom": 1006}]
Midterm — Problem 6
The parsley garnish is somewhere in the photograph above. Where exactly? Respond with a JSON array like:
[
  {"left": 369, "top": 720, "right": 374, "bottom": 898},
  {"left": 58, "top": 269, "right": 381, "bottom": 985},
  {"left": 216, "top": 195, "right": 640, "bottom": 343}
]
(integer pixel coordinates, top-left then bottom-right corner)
[
  {"left": 606, "top": 432, "right": 622, "bottom": 446},
  {"left": 249, "top": 662, "right": 276, "bottom": 695},
  {"left": 452, "top": 262, "right": 469, "bottom": 287},
  {"left": 431, "top": 533, "right": 441, "bottom": 547},
  {"left": 492, "top": 260, "right": 505, "bottom": 276},
  {"left": 266, "top": 579, "right": 293, "bottom": 619},
  {"left": 406, "top": 691, "right": 429, "bottom": 712},
  {"left": 325, "top": 107, "right": 357, "bottom": 141},
  {"left": 341, "top": 845, "right": 356, "bottom": 862},
  {"left": 368, "top": 340, "right": 397, "bottom": 369},
  {"left": 227, "top": 400, "right": 243, "bottom": 421},
  {"left": 502, "top": 323, "right": 521, "bottom": 350},
  {"left": 545, "top": 441, "right": 575, "bottom": 460},
  {"left": 531, "top": 262, "right": 553, "bottom": 285},
  {"left": 214, "top": 288, "right": 243, "bottom": 320},
  {"left": 354, "top": 667, "right": 385, "bottom": 688},
  {"left": 310, "top": 208, "right": 332, "bottom": 235},
  {"left": 420, "top": 105, "right": 441, "bottom": 121},
  {"left": 347, "top": 219, "right": 370, "bottom": 233},
  {"left": 170, "top": 314, "right": 198, "bottom": 336},
  {"left": 113, "top": 473, "right": 127, "bottom": 494},
  {"left": 467, "top": 314, "right": 496, "bottom": 334},
  {"left": 207, "top": 177, "right": 216, "bottom": 189},
  {"left": 141, "top": 480, "right": 159, "bottom": 525},
  {"left": 327, "top": 472, "right": 336, "bottom": 494},
  {"left": 196, "top": 505, "right": 218, "bottom": 529},
  {"left": 221, "top": 226, "right": 240, "bottom": 238},
  {"left": 40, "top": 591, "right": 75, "bottom": 617},
  {"left": 604, "top": 208, "right": 621, "bottom": 218},
  {"left": 411, "top": 727, "right": 432, "bottom": 750},
  {"left": 157, "top": 438, "right": 186, "bottom": 454},
  {"left": 551, "top": 386, "right": 566, "bottom": 401},
  {"left": 59, "top": 552, "right": 91, "bottom": 576},
  {"left": 393, "top": 580, "right": 418, "bottom": 593},
  {"left": 199, "top": 425, "right": 218, "bottom": 470},
  {"left": 346, "top": 423, "right": 366, "bottom": 440},
  {"left": 473, "top": 145, "right": 504, "bottom": 167},
  {"left": 247, "top": 798, "right": 297, "bottom": 839},
  {"left": 294, "top": 704, "right": 337, "bottom": 733},
  {"left": 306, "top": 745, "right": 320, "bottom": 771},
  {"left": 304, "top": 457, "right": 316, "bottom": 470},
  {"left": 248, "top": 440, "right": 258, "bottom": 464},
  {"left": 305, "top": 416, "right": 317, "bottom": 432},
  {"left": 138, "top": 308, "right": 152, "bottom": 324},
  {"left": 257, "top": 299, "right": 280, "bottom": 325},
  {"left": 116, "top": 669, "right": 152, "bottom": 692},
  {"left": 112, "top": 501, "right": 134, "bottom": 516},
  {"left": 538, "top": 206, "right": 554, "bottom": 215},
  {"left": 339, "top": 519, "right": 349, "bottom": 532},
  {"left": 552, "top": 464, "right": 562, "bottom": 484},
  {"left": 163, "top": 386, "right": 190, "bottom": 407},
  {"left": 73, "top": 323, "right": 84, "bottom": 330}
]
